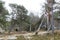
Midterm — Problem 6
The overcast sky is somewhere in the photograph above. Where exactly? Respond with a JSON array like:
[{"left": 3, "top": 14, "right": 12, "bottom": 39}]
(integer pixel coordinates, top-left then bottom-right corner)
[
  {"left": 2, "top": 0, "right": 60, "bottom": 17},
  {"left": 2, "top": 0, "right": 46, "bottom": 17}
]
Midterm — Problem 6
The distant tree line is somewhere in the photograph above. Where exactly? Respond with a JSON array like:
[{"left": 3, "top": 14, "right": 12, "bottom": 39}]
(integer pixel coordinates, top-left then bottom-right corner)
[{"left": 0, "top": 0, "right": 40, "bottom": 33}]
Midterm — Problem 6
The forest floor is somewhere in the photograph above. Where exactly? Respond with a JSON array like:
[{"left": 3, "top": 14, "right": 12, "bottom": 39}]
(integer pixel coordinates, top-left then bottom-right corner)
[
  {"left": 0, "top": 31, "right": 49, "bottom": 40},
  {"left": 0, "top": 30, "right": 59, "bottom": 40}
]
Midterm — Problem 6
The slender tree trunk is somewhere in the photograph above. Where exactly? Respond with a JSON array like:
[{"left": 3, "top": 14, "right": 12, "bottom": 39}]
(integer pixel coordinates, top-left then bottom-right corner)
[{"left": 30, "top": 24, "right": 31, "bottom": 32}]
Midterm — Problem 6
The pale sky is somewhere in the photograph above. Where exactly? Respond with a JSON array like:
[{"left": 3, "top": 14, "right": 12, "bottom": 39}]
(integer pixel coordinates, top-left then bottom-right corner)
[
  {"left": 2, "top": 0, "right": 60, "bottom": 17},
  {"left": 2, "top": 0, "right": 46, "bottom": 17}
]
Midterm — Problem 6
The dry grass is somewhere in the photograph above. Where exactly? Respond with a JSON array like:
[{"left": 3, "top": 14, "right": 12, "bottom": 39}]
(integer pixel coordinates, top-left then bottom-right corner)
[{"left": 16, "top": 31, "right": 60, "bottom": 40}]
